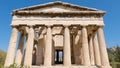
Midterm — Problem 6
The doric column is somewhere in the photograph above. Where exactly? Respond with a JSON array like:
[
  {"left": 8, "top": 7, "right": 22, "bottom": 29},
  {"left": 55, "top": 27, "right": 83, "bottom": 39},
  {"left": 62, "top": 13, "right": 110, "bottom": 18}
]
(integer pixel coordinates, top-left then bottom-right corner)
[
  {"left": 89, "top": 35, "right": 95, "bottom": 65},
  {"left": 52, "top": 41, "right": 55, "bottom": 65},
  {"left": 32, "top": 45, "right": 37, "bottom": 65},
  {"left": 15, "top": 32, "right": 24, "bottom": 66},
  {"left": 71, "top": 35, "right": 75, "bottom": 64},
  {"left": 44, "top": 26, "right": 52, "bottom": 66},
  {"left": 21, "top": 35, "right": 27, "bottom": 66},
  {"left": 4, "top": 26, "right": 18, "bottom": 67},
  {"left": 73, "top": 35, "right": 77, "bottom": 64},
  {"left": 97, "top": 26, "right": 110, "bottom": 66},
  {"left": 63, "top": 26, "right": 71, "bottom": 66},
  {"left": 24, "top": 26, "right": 34, "bottom": 67},
  {"left": 81, "top": 26, "right": 90, "bottom": 65},
  {"left": 93, "top": 34, "right": 101, "bottom": 66},
  {"left": 36, "top": 39, "right": 43, "bottom": 65}
]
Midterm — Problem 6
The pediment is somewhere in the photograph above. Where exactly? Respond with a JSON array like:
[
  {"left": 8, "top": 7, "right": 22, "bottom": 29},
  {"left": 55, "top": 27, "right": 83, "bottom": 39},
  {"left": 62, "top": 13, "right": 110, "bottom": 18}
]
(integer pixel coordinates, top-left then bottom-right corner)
[{"left": 13, "top": 1, "right": 103, "bottom": 13}]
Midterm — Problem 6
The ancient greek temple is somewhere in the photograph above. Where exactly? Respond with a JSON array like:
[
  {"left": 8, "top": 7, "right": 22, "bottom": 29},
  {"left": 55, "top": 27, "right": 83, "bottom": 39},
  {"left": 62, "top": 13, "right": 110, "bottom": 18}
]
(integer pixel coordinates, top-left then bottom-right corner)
[{"left": 4, "top": 1, "right": 112, "bottom": 68}]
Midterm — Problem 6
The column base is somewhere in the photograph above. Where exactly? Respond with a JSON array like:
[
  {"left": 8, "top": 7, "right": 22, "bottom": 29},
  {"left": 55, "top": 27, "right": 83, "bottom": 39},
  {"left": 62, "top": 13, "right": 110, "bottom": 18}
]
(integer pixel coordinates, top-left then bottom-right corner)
[
  {"left": 99, "top": 66, "right": 112, "bottom": 68},
  {"left": 32, "top": 65, "right": 99, "bottom": 68}
]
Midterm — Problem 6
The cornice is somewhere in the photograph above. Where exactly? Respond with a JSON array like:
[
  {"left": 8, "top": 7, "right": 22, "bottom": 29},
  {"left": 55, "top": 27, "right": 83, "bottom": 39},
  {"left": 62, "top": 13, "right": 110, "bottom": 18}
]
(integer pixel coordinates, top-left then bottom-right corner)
[{"left": 12, "top": 11, "right": 105, "bottom": 16}]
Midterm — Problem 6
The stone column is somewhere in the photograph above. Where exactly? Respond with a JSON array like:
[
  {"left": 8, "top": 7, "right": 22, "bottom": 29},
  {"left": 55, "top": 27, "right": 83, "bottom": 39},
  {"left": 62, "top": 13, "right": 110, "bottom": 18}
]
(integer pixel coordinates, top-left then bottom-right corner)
[
  {"left": 93, "top": 34, "right": 101, "bottom": 66},
  {"left": 15, "top": 33, "right": 24, "bottom": 66},
  {"left": 97, "top": 26, "right": 110, "bottom": 66},
  {"left": 63, "top": 26, "right": 71, "bottom": 66},
  {"left": 36, "top": 39, "right": 43, "bottom": 65},
  {"left": 52, "top": 41, "right": 55, "bottom": 65},
  {"left": 44, "top": 26, "right": 52, "bottom": 66},
  {"left": 21, "top": 35, "right": 27, "bottom": 65},
  {"left": 81, "top": 26, "right": 90, "bottom": 65},
  {"left": 71, "top": 35, "right": 75, "bottom": 64},
  {"left": 24, "top": 26, "right": 34, "bottom": 67},
  {"left": 4, "top": 26, "right": 18, "bottom": 67},
  {"left": 73, "top": 35, "right": 77, "bottom": 64},
  {"left": 32, "top": 45, "right": 37, "bottom": 65},
  {"left": 89, "top": 35, "right": 95, "bottom": 65}
]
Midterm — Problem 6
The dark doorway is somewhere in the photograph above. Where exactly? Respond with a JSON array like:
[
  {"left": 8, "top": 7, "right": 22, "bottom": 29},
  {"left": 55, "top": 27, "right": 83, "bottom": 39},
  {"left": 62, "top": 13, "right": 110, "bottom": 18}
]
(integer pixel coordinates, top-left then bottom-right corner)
[{"left": 55, "top": 50, "right": 63, "bottom": 64}]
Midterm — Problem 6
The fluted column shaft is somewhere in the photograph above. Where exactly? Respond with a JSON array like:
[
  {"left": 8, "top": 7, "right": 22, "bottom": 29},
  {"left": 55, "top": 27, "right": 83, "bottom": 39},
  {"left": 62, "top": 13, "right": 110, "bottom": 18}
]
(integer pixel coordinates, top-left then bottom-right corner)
[
  {"left": 24, "top": 26, "right": 34, "bottom": 67},
  {"left": 93, "top": 34, "right": 101, "bottom": 66},
  {"left": 52, "top": 42, "right": 55, "bottom": 65},
  {"left": 4, "top": 27, "right": 18, "bottom": 67},
  {"left": 63, "top": 26, "right": 71, "bottom": 66},
  {"left": 81, "top": 26, "right": 90, "bottom": 65},
  {"left": 36, "top": 39, "right": 43, "bottom": 65},
  {"left": 15, "top": 33, "right": 24, "bottom": 66},
  {"left": 44, "top": 26, "right": 52, "bottom": 66},
  {"left": 97, "top": 26, "right": 110, "bottom": 66},
  {"left": 89, "top": 36, "right": 95, "bottom": 65}
]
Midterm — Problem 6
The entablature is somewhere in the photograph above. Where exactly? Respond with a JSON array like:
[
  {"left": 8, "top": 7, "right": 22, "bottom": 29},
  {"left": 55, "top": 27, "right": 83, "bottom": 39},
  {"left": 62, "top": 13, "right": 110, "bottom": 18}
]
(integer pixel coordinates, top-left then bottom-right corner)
[{"left": 11, "top": 16, "right": 104, "bottom": 26}]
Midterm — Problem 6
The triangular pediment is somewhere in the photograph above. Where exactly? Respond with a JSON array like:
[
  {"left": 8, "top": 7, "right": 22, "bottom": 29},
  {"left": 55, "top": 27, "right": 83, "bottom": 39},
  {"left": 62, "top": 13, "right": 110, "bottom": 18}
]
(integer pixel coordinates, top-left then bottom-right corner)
[{"left": 13, "top": 1, "right": 103, "bottom": 13}]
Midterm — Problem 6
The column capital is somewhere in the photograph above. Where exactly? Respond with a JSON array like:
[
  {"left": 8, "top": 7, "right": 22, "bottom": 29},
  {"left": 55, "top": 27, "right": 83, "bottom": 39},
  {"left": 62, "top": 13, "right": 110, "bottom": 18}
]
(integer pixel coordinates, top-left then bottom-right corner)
[
  {"left": 24, "top": 26, "right": 29, "bottom": 34},
  {"left": 81, "top": 25, "right": 88, "bottom": 28},
  {"left": 11, "top": 25, "right": 18, "bottom": 28},
  {"left": 11, "top": 26, "right": 18, "bottom": 33},
  {"left": 81, "top": 25, "right": 87, "bottom": 30},
  {"left": 11, "top": 26, "right": 19, "bottom": 31},
  {"left": 98, "top": 25, "right": 104, "bottom": 28},
  {"left": 19, "top": 29, "right": 25, "bottom": 34},
  {"left": 46, "top": 25, "right": 52, "bottom": 28},
  {"left": 63, "top": 25, "right": 70, "bottom": 27},
  {"left": 29, "top": 25, "right": 34, "bottom": 28}
]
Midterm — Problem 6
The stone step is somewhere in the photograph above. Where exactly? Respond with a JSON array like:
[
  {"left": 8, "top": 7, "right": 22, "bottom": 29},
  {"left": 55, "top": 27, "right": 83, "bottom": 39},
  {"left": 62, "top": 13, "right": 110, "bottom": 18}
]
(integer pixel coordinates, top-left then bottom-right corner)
[{"left": 32, "top": 65, "right": 98, "bottom": 68}]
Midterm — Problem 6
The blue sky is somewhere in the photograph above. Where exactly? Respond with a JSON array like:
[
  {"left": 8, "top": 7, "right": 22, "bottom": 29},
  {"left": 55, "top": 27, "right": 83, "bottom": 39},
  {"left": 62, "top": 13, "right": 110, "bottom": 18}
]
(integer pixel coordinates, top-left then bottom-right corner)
[{"left": 0, "top": 0, "right": 120, "bottom": 51}]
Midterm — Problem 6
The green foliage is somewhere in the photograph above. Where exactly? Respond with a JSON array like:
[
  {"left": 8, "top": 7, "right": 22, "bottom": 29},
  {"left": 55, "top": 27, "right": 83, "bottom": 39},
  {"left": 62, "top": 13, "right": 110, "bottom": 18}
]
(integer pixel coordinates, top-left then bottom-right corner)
[
  {"left": 110, "top": 62, "right": 120, "bottom": 64},
  {"left": 0, "top": 49, "right": 29, "bottom": 68},
  {"left": 0, "top": 64, "right": 4, "bottom": 68},
  {"left": 7, "top": 63, "right": 24, "bottom": 68},
  {"left": 107, "top": 45, "right": 120, "bottom": 63},
  {"left": 7, "top": 64, "right": 16, "bottom": 68},
  {"left": 0, "top": 49, "right": 6, "bottom": 67},
  {"left": 1, "top": 63, "right": 29, "bottom": 68},
  {"left": 108, "top": 48, "right": 116, "bottom": 62},
  {"left": 114, "top": 46, "right": 120, "bottom": 62}
]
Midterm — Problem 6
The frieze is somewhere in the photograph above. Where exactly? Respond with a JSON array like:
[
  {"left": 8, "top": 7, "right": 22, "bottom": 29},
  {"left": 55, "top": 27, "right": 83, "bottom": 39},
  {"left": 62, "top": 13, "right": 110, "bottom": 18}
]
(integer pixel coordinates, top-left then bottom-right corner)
[{"left": 13, "top": 17, "right": 103, "bottom": 21}]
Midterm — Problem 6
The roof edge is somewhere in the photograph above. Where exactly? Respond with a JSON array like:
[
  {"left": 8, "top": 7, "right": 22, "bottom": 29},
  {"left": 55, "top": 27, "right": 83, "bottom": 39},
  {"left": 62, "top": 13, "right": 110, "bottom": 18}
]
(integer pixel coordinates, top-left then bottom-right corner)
[
  {"left": 12, "top": 11, "right": 105, "bottom": 16},
  {"left": 12, "top": 1, "right": 102, "bottom": 12}
]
